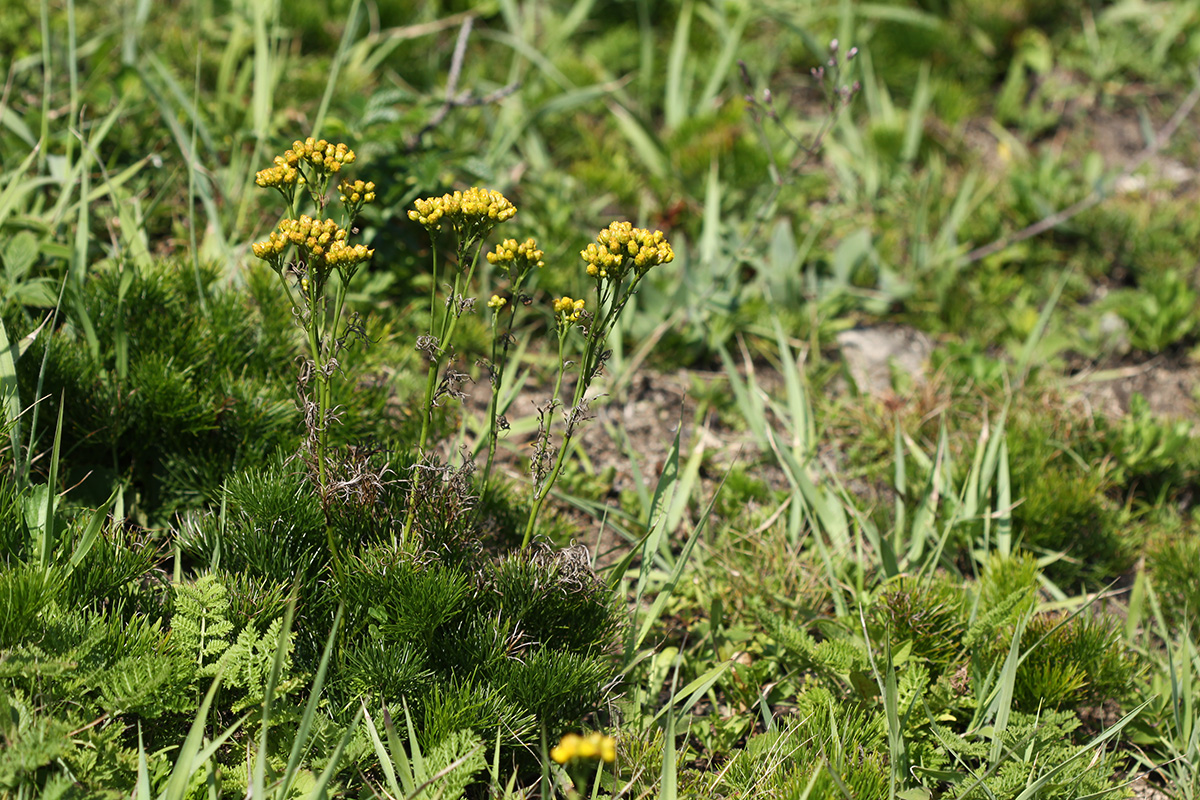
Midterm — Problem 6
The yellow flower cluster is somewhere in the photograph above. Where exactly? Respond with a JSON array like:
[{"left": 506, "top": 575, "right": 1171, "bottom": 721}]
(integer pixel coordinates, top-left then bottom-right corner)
[
  {"left": 254, "top": 156, "right": 300, "bottom": 189},
  {"left": 554, "top": 296, "right": 585, "bottom": 323},
  {"left": 486, "top": 237, "right": 545, "bottom": 275},
  {"left": 408, "top": 188, "right": 516, "bottom": 233},
  {"left": 325, "top": 240, "right": 374, "bottom": 269},
  {"left": 255, "top": 138, "right": 356, "bottom": 188},
  {"left": 550, "top": 732, "right": 616, "bottom": 765},
  {"left": 251, "top": 231, "right": 288, "bottom": 261},
  {"left": 581, "top": 221, "right": 675, "bottom": 280},
  {"left": 293, "top": 138, "right": 356, "bottom": 174},
  {"left": 276, "top": 215, "right": 345, "bottom": 258},
  {"left": 487, "top": 294, "right": 507, "bottom": 310},
  {"left": 338, "top": 179, "right": 376, "bottom": 205},
  {"left": 251, "top": 215, "right": 374, "bottom": 272}
]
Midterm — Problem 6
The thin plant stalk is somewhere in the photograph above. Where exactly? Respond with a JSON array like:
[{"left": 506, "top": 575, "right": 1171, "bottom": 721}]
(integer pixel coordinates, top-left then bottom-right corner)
[
  {"left": 478, "top": 238, "right": 544, "bottom": 501},
  {"left": 521, "top": 251, "right": 667, "bottom": 548},
  {"left": 402, "top": 188, "right": 518, "bottom": 545}
]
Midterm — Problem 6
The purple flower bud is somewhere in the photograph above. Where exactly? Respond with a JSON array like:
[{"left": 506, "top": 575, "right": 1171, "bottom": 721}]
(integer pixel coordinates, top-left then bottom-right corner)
[
  {"left": 763, "top": 88, "right": 773, "bottom": 104},
  {"left": 847, "top": 46, "right": 858, "bottom": 60},
  {"left": 830, "top": 38, "right": 839, "bottom": 53}
]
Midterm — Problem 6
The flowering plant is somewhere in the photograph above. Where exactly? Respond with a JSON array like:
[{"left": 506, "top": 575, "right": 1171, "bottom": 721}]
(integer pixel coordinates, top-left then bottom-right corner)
[
  {"left": 407, "top": 195, "right": 674, "bottom": 547},
  {"left": 251, "top": 138, "right": 377, "bottom": 575}
]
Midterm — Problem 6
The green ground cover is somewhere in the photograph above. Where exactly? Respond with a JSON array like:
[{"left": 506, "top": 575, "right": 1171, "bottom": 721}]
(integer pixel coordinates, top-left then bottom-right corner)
[{"left": 1, "top": 0, "right": 1199, "bottom": 797}]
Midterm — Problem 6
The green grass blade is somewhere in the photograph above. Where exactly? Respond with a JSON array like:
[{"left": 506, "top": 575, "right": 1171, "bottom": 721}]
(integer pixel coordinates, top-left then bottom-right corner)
[
  {"left": 646, "top": 421, "right": 681, "bottom": 532},
  {"left": 773, "top": 317, "right": 813, "bottom": 459},
  {"left": 311, "top": 0, "right": 362, "bottom": 140},
  {"left": 634, "top": 471, "right": 725, "bottom": 651},
  {"left": 251, "top": 598, "right": 296, "bottom": 796},
  {"left": 306, "top": 706, "right": 363, "bottom": 800},
  {"left": 0, "top": 105, "right": 37, "bottom": 148},
  {"left": 1015, "top": 270, "right": 1068, "bottom": 388},
  {"left": 987, "top": 614, "right": 1028, "bottom": 766},
  {"left": 901, "top": 61, "right": 931, "bottom": 163},
  {"left": 664, "top": 0, "right": 694, "bottom": 130},
  {"left": 717, "top": 343, "right": 768, "bottom": 449},
  {"left": 893, "top": 416, "right": 907, "bottom": 560},
  {"left": 994, "top": 438, "right": 1012, "bottom": 557},
  {"left": 383, "top": 702, "right": 416, "bottom": 797},
  {"left": 135, "top": 724, "right": 151, "bottom": 799},
  {"left": 403, "top": 697, "right": 427, "bottom": 782},
  {"left": 121, "top": 0, "right": 152, "bottom": 64},
  {"left": 1010, "top": 700, "right": 1150, "bottom": 800},
  {"left": 363, "top": 703, "right": 404, "bottom": 797},
  {"left": 250, "top": 0, "right": 274, "bottom": 140},
  {"left": 280, "top": 605, "right": 343, "bottom": 796},
  {"left": 606, "top": 100, "right": 668, "bottom": 178},
  {"left": 67, "top": 487, "right": 118, "bottom": 575},
  {"left": 697, "top": 3, "right": 749, "bottom": 111},
  {"left": 663, "top": 424, "right": 705, "bottom": 540},
  {"left": 0, "top": 145, "right": 43, "bottom": 235},
  {"left": 0, "top": 317, "right": 21, "bottom": 463},
  {"left": 651, "top": 661, "right": 732, "bottom": 725},
  {"left": 660, "top": 657, "right": 681, "bottom": 800},
  {"left": 164, "top": 673, "right": 230, "bottom": 800},
  {"left": 32, "top": 402, "right": 64, "bottom": 570}
]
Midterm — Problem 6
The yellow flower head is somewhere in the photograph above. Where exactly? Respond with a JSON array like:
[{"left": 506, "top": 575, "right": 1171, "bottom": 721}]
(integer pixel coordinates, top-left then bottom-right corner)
[
  {"left": 338, "top": 178, "right": 377, "bottom": 207},
  {"left": 408, "top": 187, "right": 516, "bottom": 236},
  {"left": 279, "top": 138, "right": 356, "bottom": 177},
  {"left": 252, "top": 215, "right": 370, "bottom": 278},
  {"left": 276, "top": 215, "right": 345, "bottom": 257},
  {"left": 553, "top": 296, "right": 585, "bottom": 324},
  {"left": 251, "top": 230, "right": 288, "bottom": 267},
  {"left": 255, "top": 154, "right": 300, "bottom": 189},
  {"left": 325, "top": 241, "right": 374, "bottom": 271},
  {"left": 486, "top": 237, "right": 545, "bottom": 277},
  {"left": 487, "top": 294, "right": 507, "bottom": 310},
  {"left": 550, "top": 732, "right": 617, "bottom": 765},
  {"left": 582, "top": 221, "right": 674, "bottom": 281},
  {"left": 255, "top": 136, "right": 360, "bottom": 199}
]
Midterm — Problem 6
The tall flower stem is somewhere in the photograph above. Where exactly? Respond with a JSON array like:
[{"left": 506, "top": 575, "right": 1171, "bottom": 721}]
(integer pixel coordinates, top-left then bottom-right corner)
[
  {"left": 519, "top": 223, "right": 674, "bottom": 547},
  {"left": 478, "top": 239, "right": 544, "bottom": 502},
  {"left": 404, "top": 231, "right": 489, "bottom": 545},
  {"left": 521, "top": 328, "right": 575, "bottom": 548},
  {"left": 480, "top": 304, "right": 513, "bottom": 502}
]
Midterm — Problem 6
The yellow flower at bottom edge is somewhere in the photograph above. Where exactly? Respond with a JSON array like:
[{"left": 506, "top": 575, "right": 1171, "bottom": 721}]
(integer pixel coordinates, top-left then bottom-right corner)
[{"left": 550, "top": 731, "right": 616, "bottom": 764}]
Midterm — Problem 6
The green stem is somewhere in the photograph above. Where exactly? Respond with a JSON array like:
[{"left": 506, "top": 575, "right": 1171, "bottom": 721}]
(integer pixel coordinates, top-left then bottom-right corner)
[
  {"left": 480, "top": 309, "right": 508, "bottom": 501},
  {"left": 405, "top": 236, "right": 485, "bottom": 545},
  {"left": 521, "top": 323, "right": 575, "bottom": 548},
  {"left": 480, "top": 268, "right": 532, "bottom": 499},
  {"left": 520, "top": 275, "right": 645, "bottom": 546},
  {"left": 522, "top": 431, "right": 573, "bottom": 548},
  {"left": 305, "top": 292, "right": 328, "bottom": 494},
  {"left": 414, "top": 239, "right": 444, "bottom": 456}
]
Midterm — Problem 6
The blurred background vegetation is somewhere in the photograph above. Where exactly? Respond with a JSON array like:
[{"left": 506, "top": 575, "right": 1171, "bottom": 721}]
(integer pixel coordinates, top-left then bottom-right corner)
[{"left": 3, "top": 0, "right": 1200, "bottom": 796}]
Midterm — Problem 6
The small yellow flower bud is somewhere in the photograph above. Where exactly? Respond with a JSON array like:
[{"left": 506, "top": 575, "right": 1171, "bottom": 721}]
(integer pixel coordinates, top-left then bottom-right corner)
[{"left": 554, "top": 296, "right": 585, "bottom": 323}]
